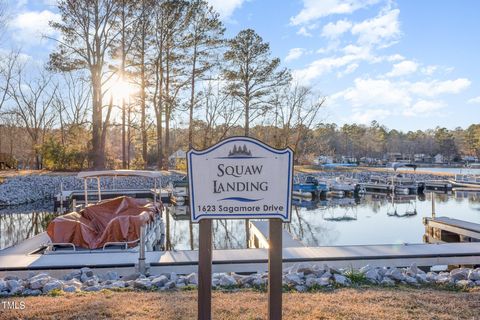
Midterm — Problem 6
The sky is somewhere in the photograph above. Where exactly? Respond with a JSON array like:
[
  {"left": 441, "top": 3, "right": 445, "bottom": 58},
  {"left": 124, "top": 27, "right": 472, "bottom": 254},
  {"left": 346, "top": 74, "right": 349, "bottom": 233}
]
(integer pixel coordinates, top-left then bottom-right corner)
[{"left": 2, "top": 0, "right": 480, "bottom": 131}]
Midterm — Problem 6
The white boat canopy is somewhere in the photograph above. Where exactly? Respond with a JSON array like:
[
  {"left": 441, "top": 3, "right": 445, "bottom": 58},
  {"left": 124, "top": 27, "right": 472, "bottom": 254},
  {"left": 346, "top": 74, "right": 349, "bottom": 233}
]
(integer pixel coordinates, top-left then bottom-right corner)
[{"left": 77, "top": 170, "right": 163, "bottom": 179}]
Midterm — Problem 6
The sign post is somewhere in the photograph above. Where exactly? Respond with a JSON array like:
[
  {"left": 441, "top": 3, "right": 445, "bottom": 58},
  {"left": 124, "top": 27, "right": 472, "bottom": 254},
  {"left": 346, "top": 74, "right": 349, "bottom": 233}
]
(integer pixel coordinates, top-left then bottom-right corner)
[{"left": 187, "top": 136, "right": 293, "bottom": 320}]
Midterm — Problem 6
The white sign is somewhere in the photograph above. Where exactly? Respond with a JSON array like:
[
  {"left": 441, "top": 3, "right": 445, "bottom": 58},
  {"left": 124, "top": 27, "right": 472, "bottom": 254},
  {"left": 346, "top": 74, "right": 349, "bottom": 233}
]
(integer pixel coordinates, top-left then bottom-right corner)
[{"left": 187, "top": 137, "right": 293, "bottom": 222}]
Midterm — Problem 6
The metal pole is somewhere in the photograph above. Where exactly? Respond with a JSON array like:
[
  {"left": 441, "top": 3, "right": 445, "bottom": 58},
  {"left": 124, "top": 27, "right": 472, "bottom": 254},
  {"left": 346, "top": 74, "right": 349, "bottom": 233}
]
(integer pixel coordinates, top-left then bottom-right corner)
[
  {"left": 198, "top": 219, "right": 212, "bottom": 320},
  {"left": 60, "top": 182, "right": 64, "bottom": 214},
  {"left": 139, "top": 224, "right": 146, "bottom": 274},
  {"left": 268, "top": 219, "right": 283, "bottom": 320},
  {"left": 84, "top": 178, "right": 88, "bottom": 207},
  {"left": 431, "top": 193, "right": 436, "bottom": 218},
  {"left": 97, "top": 177, "right": 102, "bottom": 202}
]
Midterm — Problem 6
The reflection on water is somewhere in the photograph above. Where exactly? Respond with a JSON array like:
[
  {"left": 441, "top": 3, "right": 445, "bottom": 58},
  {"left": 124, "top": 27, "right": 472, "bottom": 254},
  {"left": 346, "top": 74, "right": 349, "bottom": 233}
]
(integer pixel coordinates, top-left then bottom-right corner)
[
  {"left": 0, "top": 201, "right": 56, "bottom": 249},
  {"left": 1, "top": 191, "right": 480, "bottom": 250}
]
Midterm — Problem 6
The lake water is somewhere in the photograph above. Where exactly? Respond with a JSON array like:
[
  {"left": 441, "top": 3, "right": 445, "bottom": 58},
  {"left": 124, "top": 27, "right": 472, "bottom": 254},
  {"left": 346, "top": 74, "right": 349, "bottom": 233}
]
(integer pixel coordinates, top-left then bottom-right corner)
[
  {"left": 391, "top": 167, "right": 480, "bottom": 175},
  {"left": 3, "top": 192, "right": 479, "bottom": 251}
]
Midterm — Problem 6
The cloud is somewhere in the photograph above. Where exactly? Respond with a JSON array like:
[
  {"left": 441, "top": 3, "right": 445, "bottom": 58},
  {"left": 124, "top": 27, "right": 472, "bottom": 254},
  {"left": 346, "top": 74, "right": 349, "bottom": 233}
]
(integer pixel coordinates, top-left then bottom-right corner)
[
  {"left": 386, "top": 60, "right": 418, "bottom": 77},
  {"left": 321, "top": 19, "right": 352, "bottom": 38},
  {"left": 285, "top": 48, "right": 305, "bottom": 62},
  {"left": 410, "top": 78, "right": 471, "bottom": 97},
  {"left": 467, "top": 96, "right": 480, "bottom": 104},
  {"left": 333, "top": 76, "right": 470, "bottom": 120},
  {"left": 10, "top": 10, "right": 61, "bottom": 45},
  {"left": 351, "top": 8, "right": 401, "bottom": 46},
  {"left": 403, "top": 100, "right": 446, "bottom": 117},
  {"left": 337, "top": 63, "right": 358, "bottom": 78},
  {"left": 350, "top": 108, "right": 392, "bottom": 124},
  {"left": 292, "top": 44, "right": 374, "bottom": 84},
  {"left": 207, "top": 0, "right": 245, "bottom": 21},
  {"left": 290, "top": 0, "right": 380, "bottom": 26}
]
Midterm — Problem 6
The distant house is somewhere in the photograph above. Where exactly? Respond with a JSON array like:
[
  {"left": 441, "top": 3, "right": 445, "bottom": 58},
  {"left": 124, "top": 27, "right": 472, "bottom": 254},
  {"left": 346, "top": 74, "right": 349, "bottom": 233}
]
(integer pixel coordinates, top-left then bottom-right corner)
[
  {"left": 434, "top": 154, "right": 444, "bottom": 164},
  {"left": 462, "top": 155, "right": 479, "bottom": 163},
  {"left": 414, "top": 154, "right": 432, "bottom": 163},
  {"left": 315, "top": 155, "right": 334, "bottom": 165},
  {"left": 341, "top": 156, "right": 357, "bottom": 164},
  {"left": 169, "top": 149, "right": 187, "bottom": 170}
]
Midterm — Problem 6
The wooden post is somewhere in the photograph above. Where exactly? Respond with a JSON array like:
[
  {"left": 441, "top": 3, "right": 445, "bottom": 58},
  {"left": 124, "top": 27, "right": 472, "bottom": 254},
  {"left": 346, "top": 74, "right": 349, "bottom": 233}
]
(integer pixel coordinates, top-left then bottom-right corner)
[
  {"left": 198, "top": 219, "right": 212, "bottom": 320},
  {"left": 268, "top": 219, "right": 283, "bottom": 320}
]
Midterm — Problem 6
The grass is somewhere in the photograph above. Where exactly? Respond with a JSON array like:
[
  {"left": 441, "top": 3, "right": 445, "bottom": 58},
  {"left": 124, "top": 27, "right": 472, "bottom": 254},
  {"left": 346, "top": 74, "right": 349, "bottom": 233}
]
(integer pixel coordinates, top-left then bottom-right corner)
[{"left": 1, "top": 287, "right": 479, "bottom": 320}]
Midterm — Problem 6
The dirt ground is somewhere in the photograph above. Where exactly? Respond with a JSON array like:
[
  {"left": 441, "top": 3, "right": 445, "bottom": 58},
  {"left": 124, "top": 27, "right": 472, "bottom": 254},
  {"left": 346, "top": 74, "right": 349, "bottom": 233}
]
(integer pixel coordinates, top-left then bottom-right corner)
[{"left": 1, "top": 287, "right": 479, "bottom": 320}]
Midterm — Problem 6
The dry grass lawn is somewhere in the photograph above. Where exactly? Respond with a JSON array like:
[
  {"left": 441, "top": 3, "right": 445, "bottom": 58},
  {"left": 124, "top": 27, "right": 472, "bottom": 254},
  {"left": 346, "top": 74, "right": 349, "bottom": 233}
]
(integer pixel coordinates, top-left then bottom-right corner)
[{"left": 1, "top": 287, "right": 479, "bottom": 320}]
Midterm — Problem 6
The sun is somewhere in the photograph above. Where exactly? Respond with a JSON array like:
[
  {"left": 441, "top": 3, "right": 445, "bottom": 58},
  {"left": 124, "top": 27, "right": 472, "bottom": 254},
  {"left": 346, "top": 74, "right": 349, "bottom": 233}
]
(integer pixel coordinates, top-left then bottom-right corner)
[{"left": 108, "top": 77, "right": 137, "bottom": 103}]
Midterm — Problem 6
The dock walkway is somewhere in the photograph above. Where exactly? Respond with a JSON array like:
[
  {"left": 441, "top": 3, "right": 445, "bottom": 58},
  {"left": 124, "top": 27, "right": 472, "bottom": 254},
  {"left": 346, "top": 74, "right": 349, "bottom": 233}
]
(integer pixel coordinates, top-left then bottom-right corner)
[{"left": 1, "top": 233, "right": 480, "bottom": 277}]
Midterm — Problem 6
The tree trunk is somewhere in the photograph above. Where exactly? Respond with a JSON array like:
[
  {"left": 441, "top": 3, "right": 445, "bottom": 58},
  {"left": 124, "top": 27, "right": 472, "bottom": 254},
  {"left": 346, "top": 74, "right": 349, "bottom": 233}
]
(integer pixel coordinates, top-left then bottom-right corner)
[{"left": 91, "top": 71, "right": 104, "bottom": 169}]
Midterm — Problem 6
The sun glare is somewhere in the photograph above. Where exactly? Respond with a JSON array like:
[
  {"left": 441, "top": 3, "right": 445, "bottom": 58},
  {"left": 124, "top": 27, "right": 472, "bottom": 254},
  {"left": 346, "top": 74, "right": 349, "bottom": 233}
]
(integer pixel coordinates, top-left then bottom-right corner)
[{"left": 109, "top": 78, "right": 137, "bottom": 103}]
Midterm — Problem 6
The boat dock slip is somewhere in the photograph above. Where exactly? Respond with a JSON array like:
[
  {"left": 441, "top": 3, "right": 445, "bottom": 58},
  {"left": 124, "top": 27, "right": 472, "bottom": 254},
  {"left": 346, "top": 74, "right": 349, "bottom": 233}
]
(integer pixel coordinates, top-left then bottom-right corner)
[
  {"left": 2, "top": 236, "right": 480, "bottom": 276},
  {"left": 248, "top": 221, "right": 304, "bottom": 248},
  {"left": 54, "top": 188, "right": 172, "bottom": 212},
  {"left": 424, "top": 217, "right": 480, "bottom": 243}
]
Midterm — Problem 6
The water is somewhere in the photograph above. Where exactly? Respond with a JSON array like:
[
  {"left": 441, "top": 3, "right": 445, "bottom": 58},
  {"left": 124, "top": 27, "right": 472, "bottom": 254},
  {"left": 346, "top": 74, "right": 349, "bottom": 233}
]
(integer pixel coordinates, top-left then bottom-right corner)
[
  {"left": 1, "top": 192, "right": 480, "bottom": 251},
  {"left": 390, "top": 167, "right": 480, "bottom": 175}
]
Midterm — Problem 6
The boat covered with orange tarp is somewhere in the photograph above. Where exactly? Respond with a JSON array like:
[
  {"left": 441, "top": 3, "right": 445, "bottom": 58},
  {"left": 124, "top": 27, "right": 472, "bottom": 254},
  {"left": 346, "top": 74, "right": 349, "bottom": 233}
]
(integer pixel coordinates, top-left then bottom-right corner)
[{"left": 47, "top": 196, "right": 161, "bottom": 249}]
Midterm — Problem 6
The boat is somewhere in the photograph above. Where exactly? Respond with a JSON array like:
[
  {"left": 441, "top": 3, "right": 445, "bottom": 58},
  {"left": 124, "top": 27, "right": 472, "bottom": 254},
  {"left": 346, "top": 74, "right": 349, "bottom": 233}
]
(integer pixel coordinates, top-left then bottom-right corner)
[
  {"left": 293, "top": 176, "right": 329, "bottom": 198},
  {"left": 9, "top": 170, "right": 166, "bottom": 255},
  {"left": 169, "top": 175, "right": 189, "bottom": 204}
]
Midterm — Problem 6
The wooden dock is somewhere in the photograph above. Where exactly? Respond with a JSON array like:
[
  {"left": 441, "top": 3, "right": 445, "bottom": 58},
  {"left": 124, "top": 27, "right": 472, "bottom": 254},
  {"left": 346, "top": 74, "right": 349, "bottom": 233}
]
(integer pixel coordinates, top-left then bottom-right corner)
[
  {"left": 2, "top": 232, "right": 480, "bottom": 277},
  {"left": 424, "top": 217, "right": 480, "bottom": 243}
]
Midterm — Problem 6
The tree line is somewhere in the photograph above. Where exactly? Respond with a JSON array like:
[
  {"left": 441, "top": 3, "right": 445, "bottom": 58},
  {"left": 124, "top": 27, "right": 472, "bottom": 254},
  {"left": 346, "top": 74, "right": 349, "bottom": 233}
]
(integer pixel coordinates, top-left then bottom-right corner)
[{"left": 0, "top": 0, "right": 478, "bottom": 170}]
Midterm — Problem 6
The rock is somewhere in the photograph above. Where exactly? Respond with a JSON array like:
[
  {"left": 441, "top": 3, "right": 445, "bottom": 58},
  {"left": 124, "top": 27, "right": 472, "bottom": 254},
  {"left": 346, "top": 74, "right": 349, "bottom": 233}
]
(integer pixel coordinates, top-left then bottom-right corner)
[
  {"left": 295, "top": 285, "right": 307, "bottom": 292},
  {"left": 164, "top": 281, "right": 176, "bottom": 289},
  {"left": 133, "top": 279, "right": 152, "bottom": 290},
  {"left": 0, "top": 279, "right": 7, "bottom": 292},
  {"left": 426, "top": 272, "right": 438, "bottom": 282},
  {"left": 63, "top": 271, "right": 80, "bottom": 281},
  {"left": 43, "top": 280, "right": 63, "bottom": 293},
  {"left": 23, "top": 289, "right": 42, "bottom": 296},
  {"left": 63, "top": 285, "right": 77, "bottom": 293},
  {"left": 319, "top": 272, "right": 332, "bottom": 281},
  {"left": 284, "top": 273, "right": 303, "bottom": 286},
  {"left": 4, "top": 275, "right": 19, "bottom": 281},
  {"left": 328, "top": 265, "right": 342, "bottom": 275},
  {"left": 29, "top": 276, "right": 51, "bottom": 290},
  {"left": 152, "top": 275, "right": 169, "bottom": 287},
  {"left": 64, "top": 279, "right": 82, "bottom": 289},
  {"left": 10, "top": 285, "right": 24, "bottom": 295},
  {"left": 186, "top": 273, "right": 198, "bottom": 285},
  {"left": 6, "top": 280, "right": 21, "bottom": 292},
  {"left": 456, "top": 280, "right": 474, "bottom": 288},
  {"left": 305, "top": 277, "right": 329, "bottom": 288},
  {"left": 105, "top": 271, "right": 119, "bottom": 281},
  {"left": 364, "top": 269, "right": 380, "bottom": 283},
  {"left": 333, "top": 274, "right": 350, "bottom": 286},
  {"left": 296, "top": 263, "right": 315, "bottom": 275},
  {"left": 84, "top": 277, "right": 98, "bottom": 287},
  {"left": 252, "top": 278, "right": 267, "bottom": 287},
  {"left": 170, "top": 272, "right": 178, "bottom": 282},
  {"left": 436, "top": 275, "right": 451, "bottom": 285},
  {"left": 110, "top": 281, "right": 126, "bottom": 289},
  {"left": 380, "top": 278, "right": 395, "bottom": 286},
  {"left": 80, "top": 267, "right": 94, "bottom": 278},
  {"left": 415, "top": 273, "right": 427, "bottom": 283},
  {"left": 386, "top": 268, "right": 405, "bottom": 282},
  {"left": 219, "top": 275, "right": 237, "bottom": 287},
  {"left": 404, "top": 275, "right": 418, "bottom": 285},
  {"left": 122, "top": 272, "right": 140, "bottom": 281},
  {"left": 83, "top": 285, "right": 101, "bottom": 292},
  {"left": 467, "top": 270, "right": 480, "bottom": 281},
  {"left": 450, "top": 268, "right": 469, "bottom": 281},
  {"left": 359, "top": 265, "right": 373, "bottom": 274}
]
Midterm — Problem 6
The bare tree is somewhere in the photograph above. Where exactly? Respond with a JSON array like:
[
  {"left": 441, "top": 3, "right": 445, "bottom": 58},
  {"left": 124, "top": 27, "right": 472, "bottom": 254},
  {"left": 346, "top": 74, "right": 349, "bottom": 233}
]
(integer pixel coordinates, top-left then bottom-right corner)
[{"left": 8, "top": 70, "right": 57, "bottom": 169}]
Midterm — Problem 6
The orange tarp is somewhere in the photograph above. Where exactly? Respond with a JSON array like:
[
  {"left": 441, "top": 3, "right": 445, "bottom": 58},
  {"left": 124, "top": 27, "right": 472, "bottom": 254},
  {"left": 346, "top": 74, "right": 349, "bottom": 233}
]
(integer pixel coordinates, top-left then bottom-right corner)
[{"left": 47, "top": 196, "right": 161, "bottom": 249}]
